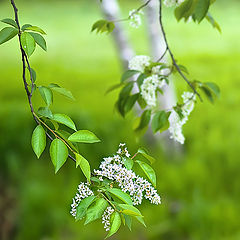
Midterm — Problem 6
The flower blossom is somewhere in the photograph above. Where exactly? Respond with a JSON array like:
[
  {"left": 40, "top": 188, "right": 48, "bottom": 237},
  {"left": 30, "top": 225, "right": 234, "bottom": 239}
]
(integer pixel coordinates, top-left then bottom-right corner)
[
  {"left": 129, "top": 9, "right": 144, "bottom": 28},
  {"left": 168, "top": 91, "right": 196, "bottom": 144},
  {"left": 163, "top": 0, "right": 184, "bottom": 7}
]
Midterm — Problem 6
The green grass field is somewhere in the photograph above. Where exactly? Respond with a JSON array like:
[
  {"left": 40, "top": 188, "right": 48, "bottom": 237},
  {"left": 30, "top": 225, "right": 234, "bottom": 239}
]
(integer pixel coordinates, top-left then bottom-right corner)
[{"left": 0, "top": 1, "right": 240, "bottom": 239}]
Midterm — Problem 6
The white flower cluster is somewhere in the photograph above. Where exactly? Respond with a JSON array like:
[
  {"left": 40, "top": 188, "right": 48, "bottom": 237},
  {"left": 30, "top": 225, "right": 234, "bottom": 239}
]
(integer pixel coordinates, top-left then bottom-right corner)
[
  {"left": 94, "top": 143, "right": 161, "bottom": 206},
  {"left": 70, "top": 182, "right": 94, "bottom": 218},
  {"left": 169, "top": 91, "right": 196, "bottom": 144},
  {"left": 141, "top": 75, "right": 166, "bottom": 108},
  {"left": 163, "top": 0, "right": 185, "bottom": 7},
  {"left": 129, "top": 55, "right": 151, "bottom": 72},
  {"left": 129, "top": 55, "right": 167, "bottom": 108},
  {"left": 102, "top": 206, "right": 114, "bottom": 231},
  {"left": 129, "top": 9, "right": 144, "bottom": 28}
]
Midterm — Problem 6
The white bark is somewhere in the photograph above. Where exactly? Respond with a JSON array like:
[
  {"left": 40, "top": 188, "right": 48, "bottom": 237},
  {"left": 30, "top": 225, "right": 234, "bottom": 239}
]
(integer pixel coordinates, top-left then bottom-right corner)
[{"left": 100, "top": 0, "right": 134, "bottom": 69}]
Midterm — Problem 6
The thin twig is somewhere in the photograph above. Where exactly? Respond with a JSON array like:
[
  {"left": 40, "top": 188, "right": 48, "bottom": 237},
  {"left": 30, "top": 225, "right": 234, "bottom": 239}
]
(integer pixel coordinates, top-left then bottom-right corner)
[
  {"left": 10, "top": 0, "right": 76, "bottom": 162},
  {"left": 158, "top": 0, "right": 202, "bottom": 101}
]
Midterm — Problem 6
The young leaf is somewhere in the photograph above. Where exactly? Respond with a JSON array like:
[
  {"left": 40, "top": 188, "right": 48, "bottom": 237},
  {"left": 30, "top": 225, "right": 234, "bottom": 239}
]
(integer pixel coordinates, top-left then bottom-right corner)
[
  {"left": 205, "top": 82, "right": 220, "bottom": 97},
  {"left": 205, "top": 12, "right": 221, "bottom": 33},
  {"left": 135, "top": 110, "right": 151, "bottom": 131},
  {"left": 28, "top": 68, "right": 37, "bottom": 82},
  {"left": 38, "top": 106, "right": 53, "bottom": 119},
  {"left": 38, "top": 86, "right": 53, "bottom": 106},
  {"left": 137, "top": 147, "right": 156, "bottom": 164},
  {"left": 24, "top": 25, "right": 46, "bottom": 35},
  {"left": 20, "top": 32, "right": 36, "bottom": 57},
  {"left": 107, "top": 188, "right": 133, "bottom": 205},
  {"left": 174, "top": 0, "right": 193, "bottom": 21},
  {"left": 85, "top": 198, "right": 108, "bottom": 225},
  {"left": 68, "top": 130, "right": 100, "bottom": 143},
  {"left": 121, "top": 70, "right": 139, "bottom": 83},
  {"left": 48, "top": 83, "right": 75, "bottom": 100},
  {"left": 50, "top": 139, "right": 68, "bottom": 173},
  {"left": 76, "top": 196, "right": 96, "bottom": 221},
  {"left": 21, "top": 24, "right": 32, "bottom": 31},
  {"left": 0, "top": 27, "right": 18, "bottom": 45},
  {"left": 136, "top": 160, "right": 156, "bottom": 187},
  {"left": 106, "top": 212, "right": 121, "bottom": 238},
  {"left": 75, "top": 153, "right": 91, "bottom": 182},
  {"left": 151, "top": 111, "right": 169, "bottom": 133},
  {"left": 105, "top": 83, "right": 124, "bottom": 95},
  {"left": 52, "top": 113, "right": 76, "bottom": 131},
  {"left": 31, "top": 125, "right": 46, "bottom": 158},
  {"left": 1, "top": 18, "right": 18, "bottom": 28},
  {"left": 29, "top": 32, "right": 47, "bottom": 51},
  {"left": 123, "top": 157, "right": 134, "bottom": 170},
  {"left": 119, "top": 204, "right": 143, "bottom": 217},
  {"left": 124, "top": 215, "right": 132, "bottom": 231}
]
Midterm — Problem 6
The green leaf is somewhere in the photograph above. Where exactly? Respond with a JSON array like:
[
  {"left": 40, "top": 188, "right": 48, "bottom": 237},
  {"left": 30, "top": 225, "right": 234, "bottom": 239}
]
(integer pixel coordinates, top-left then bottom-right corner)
[
  {"left": 52, "top": 113, "right": 76, "bottom": 131},
  {"left": 151, "top": 111, "right": 169, "bottom": 133},
  {"left": 31, "top": 125, "right": 46, "bottom": 158},
  {"left": 38, "top": 86, "right": 53, "bottom": 106},
  {"left": 119, "top": 82, "right": 134, "bottom": 98},
  {"left": 75, "top": 153, "right": 91, "bottom": 182},
  {"left": 194, "top": 0, "right": 210, "bottom": 22},
  {"left": 124, "top": 215, "right": 132, "bottom": 231},
  {"left": 137, "top": 147, "right": 156, "bottom": 164},
  {"left": 123, "top": 157, "right": 134, "bottom": 170},
  {"left": 135, "top": 110, "right": 151, "bottom": 131},
  {"left": 106, "top": 212, "right": 121, "bottom": 238},
  {"left": 55, "top": 130, "right": 79, "bottom": 153},
  {"left": 136, "top": 160, "right": 156, "bottom": 187},
  {"left": 28, "top": 68, "right": 37, "bottom": 82},
  {"left": 48, "top": 83, "right": 75, "bottom": 101},
  {"left": 205, "top": 82, "right": 220, "bottom": 97},
  {"left": 91, "top": 20, "right": 115, "bottom": 34},
  {"left": 21, "top": 24, "right": 32, "bottom": 31},
  {"left": 0, "top": 27, "right": 18, "bottom": 45},
  {"left": 76, "top": 196, "right": 96, "bottom": 221},
  {"left": 200, "top": 86, "right": 214, "bottom": 103},
  {"left": 121, "top": 70, "right": 139, "bottom": 83},
  {"left": 205, "top": 12, "right": 221, "bottom": 33},
  {"left": 124, "top": 93, "right": 139, "bottom": 115},
  {"left": 174, "top": 0, "right": 193, "bottom": 21},
  {"left": 68, "top": 130, "right": 100, "bottom": 143},
  {"left": 119, "top": 204, "right": 142, "bottom": 217},
  {"left": 136, "top": 73, "right": 146, "bottom": 88},
  {"left": 29, "top": 32, "right": 47, "bottom": 51},
  {"left": 38, "top": 106, "right": 53, "bottom": 119},
  {"left": 85, "top": 198, "right": 108, "bottom": 225},
  {"left": 50, "top": 139, "right": 68, "bottom": 173},
  {"left": 20, "top": 32, "right": 36, "bottom": 57},
  {"left": 1, "top": 18, "right": 18, "bottom": 28},
  {"left": 107, "top": 188, "right": 133, "bottom": 205},
  {"left": 24, "top": 25, "right": 46, "bottom": 35},
  {"left": 105, "top": 83, "right": 124, "bottom": 95}
]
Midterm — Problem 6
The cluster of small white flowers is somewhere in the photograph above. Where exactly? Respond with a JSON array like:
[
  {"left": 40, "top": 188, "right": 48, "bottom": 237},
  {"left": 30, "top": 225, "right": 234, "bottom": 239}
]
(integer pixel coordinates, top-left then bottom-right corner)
[
  {"left": 128, "top": 55, "right": 151, "bottom": 72},
  {"left": 129, "top": 9, "right": 144, "bottom": 28},
  {"left": 141, "top": 75, "right": 166, "bottom": 108},
  {"left": 94, "top": 143, "right": 161, "bottom": 206},
  {"left": 70, "top": 182, "right": 94, "bottom": 218},
  {"left": 163, "top": 0, "right": 184, "bottom": 7},
  {"left": 102, "top": 206, "right": 114, "bottom": 231},
  {"left": 168, "top": 91, "right": 196, "bottom": 144}
]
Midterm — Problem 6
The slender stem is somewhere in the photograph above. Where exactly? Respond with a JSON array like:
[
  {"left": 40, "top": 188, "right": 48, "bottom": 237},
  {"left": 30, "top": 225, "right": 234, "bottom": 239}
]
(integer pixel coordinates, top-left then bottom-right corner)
[
  {"left": 158, "top": 0, "right": 202, "bottom": 101},
  {"left": 100, "top": 193, "right": 117, "bottom": 211},
  {"left": 10, "top": 0, "right": 76, "bottom": 162},
  {"left": 131, "top": 152, "right": 138, "bottom": 160}
]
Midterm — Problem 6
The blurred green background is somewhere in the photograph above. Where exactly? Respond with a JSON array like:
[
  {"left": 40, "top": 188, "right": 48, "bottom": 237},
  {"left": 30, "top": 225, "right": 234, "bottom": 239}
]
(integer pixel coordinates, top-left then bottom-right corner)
[{"left": 0, "top": 0, "right": 240, "bottom": 239}]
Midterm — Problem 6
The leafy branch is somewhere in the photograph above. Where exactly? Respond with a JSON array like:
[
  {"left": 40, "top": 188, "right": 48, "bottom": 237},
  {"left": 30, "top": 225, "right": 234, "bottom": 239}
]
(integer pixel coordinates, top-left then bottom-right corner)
[{"left": 5, "top": 0, "right": 100, "bottom": 178}]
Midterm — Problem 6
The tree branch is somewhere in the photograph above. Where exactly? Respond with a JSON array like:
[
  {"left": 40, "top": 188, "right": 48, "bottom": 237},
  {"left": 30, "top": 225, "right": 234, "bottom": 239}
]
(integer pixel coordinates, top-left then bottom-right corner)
[
  {"left": 10, "top": 0, "right": 76, "bottom": 162},
  {"left": 158, "top": 0, "right": 202, "bottom": 101}
]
